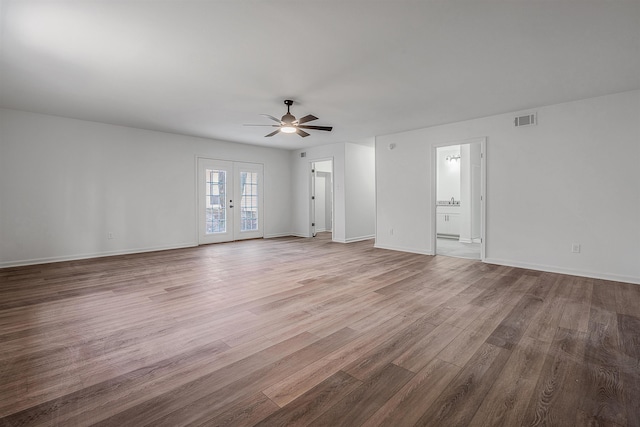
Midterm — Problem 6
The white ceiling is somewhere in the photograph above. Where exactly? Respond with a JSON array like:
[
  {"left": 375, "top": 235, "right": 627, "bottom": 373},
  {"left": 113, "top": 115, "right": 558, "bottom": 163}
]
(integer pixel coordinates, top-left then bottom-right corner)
[{"left": 1, "top": 0, "right": 639, "bottom": 150}]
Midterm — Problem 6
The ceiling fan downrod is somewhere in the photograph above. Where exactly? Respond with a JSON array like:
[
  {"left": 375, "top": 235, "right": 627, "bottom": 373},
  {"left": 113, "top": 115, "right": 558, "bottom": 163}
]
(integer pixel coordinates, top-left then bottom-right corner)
[{"left": 282, "top": 100, "right": 295, "bottom": 124}]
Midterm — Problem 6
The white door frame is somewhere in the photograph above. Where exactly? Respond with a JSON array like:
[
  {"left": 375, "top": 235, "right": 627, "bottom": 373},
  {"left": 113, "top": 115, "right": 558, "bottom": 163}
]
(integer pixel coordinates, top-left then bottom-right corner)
[
  {"left": 432, "top": 137, "right": 486, "bottom": 260},
  {"left": 309, "top": 158, "right": 334, "bottom": 238}
]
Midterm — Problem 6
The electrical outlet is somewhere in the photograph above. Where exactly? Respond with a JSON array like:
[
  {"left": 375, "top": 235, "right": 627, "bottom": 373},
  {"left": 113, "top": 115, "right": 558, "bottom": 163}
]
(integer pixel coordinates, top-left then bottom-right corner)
[
  {"left": 108, "top": 232, "right": 114, "bottom": 240},
  {"left": 571, "top": 243, "right": 580, "bottom": 253}
]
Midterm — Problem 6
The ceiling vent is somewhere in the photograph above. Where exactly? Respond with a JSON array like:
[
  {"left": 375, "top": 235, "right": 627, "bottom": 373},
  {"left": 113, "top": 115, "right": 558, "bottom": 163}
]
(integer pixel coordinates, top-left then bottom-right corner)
[{"left": 514, "top": 113, "right": 536, "bottom": 127}]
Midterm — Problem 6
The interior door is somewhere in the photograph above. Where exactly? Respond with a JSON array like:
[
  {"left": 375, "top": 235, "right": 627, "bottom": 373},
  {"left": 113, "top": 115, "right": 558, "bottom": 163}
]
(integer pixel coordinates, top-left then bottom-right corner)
[{"left": 198, "top": 159, "right": 263, "bottom": 244}]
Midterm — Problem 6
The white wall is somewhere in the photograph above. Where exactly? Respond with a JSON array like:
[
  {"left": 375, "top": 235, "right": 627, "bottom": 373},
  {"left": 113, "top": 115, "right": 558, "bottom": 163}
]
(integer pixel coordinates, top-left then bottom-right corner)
[
  {"left": 0, "top": 109, "right": 291, "bottom": 267},
  {"left": 344, "top": 143, "right": 375, "bottom": 242},
  {"left": 376, "top": 90, "right": 640, "bottom": 284}
]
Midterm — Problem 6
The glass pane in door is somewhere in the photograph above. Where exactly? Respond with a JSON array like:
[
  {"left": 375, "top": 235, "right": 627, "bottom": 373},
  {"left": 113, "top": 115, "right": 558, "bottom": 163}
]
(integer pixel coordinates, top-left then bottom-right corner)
[
  {"left": 240, "top": 171, "right": 258, "bottom": 231},
  {"left": 205, "top": 169, "right": 226, "bottom": 233}
]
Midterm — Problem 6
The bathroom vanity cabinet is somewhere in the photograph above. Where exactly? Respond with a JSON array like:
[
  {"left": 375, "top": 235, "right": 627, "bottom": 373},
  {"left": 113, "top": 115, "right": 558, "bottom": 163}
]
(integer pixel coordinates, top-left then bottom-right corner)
[{"left": 436, "top": 205, "right": 460, "bottom": 238}]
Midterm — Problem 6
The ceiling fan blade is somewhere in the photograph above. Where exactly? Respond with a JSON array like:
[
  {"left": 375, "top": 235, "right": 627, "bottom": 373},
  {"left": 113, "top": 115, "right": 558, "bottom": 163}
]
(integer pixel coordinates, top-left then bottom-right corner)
[
  {"left": 261, "top": 114, "right": 282, "bottom": 123},
  {"left": 296, "top": 128, "right": 310, "bottom": 137},
  {"left": 264, "top": 129, "right": 281, "bottom": 137},
  {"left": 297, "top": 114, "right": 318, "bottom": 124},
  {"left": 297, "top": 125, "right": 333, "bottom": 132},
  {"left": 244, "top": 124, "right": 280, "bottom": 127}
]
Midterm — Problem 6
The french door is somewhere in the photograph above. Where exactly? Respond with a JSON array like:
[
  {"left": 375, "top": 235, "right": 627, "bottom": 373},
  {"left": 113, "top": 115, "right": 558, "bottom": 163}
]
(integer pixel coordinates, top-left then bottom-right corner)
[{"left": 198, "top": 158, "right": 264, "bottom": 244}]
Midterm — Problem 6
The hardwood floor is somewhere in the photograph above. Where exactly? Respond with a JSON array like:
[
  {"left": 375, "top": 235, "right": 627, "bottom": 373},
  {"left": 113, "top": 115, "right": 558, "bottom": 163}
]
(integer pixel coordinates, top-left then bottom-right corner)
[{"left": 1, "top": 233, "right": 638, "bottom": 426}]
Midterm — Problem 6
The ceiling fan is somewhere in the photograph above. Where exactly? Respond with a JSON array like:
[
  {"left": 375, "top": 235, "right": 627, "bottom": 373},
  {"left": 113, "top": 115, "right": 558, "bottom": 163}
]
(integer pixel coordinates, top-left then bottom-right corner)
[{"left": 245, "top": 100, "right": 333, "bottom": 137}]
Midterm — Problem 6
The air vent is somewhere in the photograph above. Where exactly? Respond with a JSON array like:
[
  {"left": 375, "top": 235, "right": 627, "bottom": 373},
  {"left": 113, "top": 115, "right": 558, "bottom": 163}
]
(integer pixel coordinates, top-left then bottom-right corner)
[{"left": 514, "top": 113, "right": 536, "bottom": 127}]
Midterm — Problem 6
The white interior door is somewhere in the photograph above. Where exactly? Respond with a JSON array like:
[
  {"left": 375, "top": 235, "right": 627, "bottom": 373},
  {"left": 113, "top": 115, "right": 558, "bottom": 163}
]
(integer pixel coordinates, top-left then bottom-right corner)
[
  {"left": 309, "top": 159, "right": 334, "bottom": 238},
  {"left": 198, "top": 159, "right": 263, "bottom": 244}
]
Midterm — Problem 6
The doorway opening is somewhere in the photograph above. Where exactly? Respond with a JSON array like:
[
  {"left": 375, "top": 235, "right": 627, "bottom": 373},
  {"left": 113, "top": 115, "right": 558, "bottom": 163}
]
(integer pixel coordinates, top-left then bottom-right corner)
[
  {"left": 310, "top": 159, "right": 334, "bottom": 239},
  {"left": 434, "top": 138, "right": 485, "bottom": 260}
]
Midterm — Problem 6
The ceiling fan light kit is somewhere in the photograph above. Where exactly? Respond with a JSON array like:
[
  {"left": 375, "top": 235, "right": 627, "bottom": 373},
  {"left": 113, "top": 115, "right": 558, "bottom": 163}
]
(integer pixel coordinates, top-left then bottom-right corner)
[{"left": 244, "top": 100, "right": 333, "bottom": 138}]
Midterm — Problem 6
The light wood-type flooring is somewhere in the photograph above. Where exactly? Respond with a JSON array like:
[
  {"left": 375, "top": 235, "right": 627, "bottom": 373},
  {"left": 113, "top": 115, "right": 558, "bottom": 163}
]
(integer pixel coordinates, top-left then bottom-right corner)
[{"left": 1, "top": 233, "right": 639, "bottom": 426}]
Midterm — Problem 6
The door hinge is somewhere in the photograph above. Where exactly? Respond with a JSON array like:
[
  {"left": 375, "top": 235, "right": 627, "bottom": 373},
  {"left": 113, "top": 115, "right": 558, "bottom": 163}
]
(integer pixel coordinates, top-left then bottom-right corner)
[
  {"left": 311, "top": 196, "right": 315, "bottom": 200},
  {"left": 312, "top": 222, "right": 315, "bottom": 226},
  {"left": 311, "top": 169, "right": 315, "bottom": 173}
]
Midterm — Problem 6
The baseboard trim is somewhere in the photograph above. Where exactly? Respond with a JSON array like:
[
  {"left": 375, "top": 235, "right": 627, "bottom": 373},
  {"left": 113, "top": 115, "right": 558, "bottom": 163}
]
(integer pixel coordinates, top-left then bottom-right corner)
[
  {"left": 373, "top": 242, "right": 434, "bottom": 256},
  {"left": 289, "top": 233, "right": 309, "bottom": 238},
  {"left": 343, "top": 234, "right": 375, "bottom": 243},
  {"left": 0, "top": 242, "right": 197, "bottom": 269},
  {"left": 264, "top": 232, "right": 296, "bottom": 239},
  {"left": 484, "top": 257, "right": 640, "bottom": 285}
]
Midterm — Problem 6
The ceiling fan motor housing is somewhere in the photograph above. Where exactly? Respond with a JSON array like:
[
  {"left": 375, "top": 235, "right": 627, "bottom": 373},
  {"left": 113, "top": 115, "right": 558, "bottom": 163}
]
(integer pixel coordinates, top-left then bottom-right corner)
[
  {"left": 281, "top": 113, "right": 296, "bottom": 124},
  {"left": 282, "top": 100, "right": 296, "bottom": 123}
]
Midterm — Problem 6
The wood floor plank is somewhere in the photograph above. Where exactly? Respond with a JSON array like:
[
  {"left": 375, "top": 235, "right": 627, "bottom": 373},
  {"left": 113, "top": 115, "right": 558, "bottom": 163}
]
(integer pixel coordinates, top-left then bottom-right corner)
[
  {"left": 306, "top": 363, "right": 415, "bottom": 427},
  {"left": 262, "top": 304, "right": 438, "bottom": 407},
  {"left": 467, "top": 273, "right": 520, "bottom": 307},
  {"left": 617, "top": 313, "right": 640, "bottom": 427},
  {"left": 88, "top": 332, "right": 320, "bottom": 426},
  {"left": 0, "top": 233, "right": 637, "bottom": 425},
  {"left": 524, "top": 274, "right": 567, "bottom": 343},
  {"left": 393, "top": 321, "right": 464, "bottom": 373},
  {"left": 254, "top": 371, "right": 362, "bottom": 427},
  {"left": 414, "top": 342, "right": 512, "bottom": 426},
  {"left": 559, "top": 276, "right": 593, "bottom": 333},
  {"left": 614, "top": 282, "right": 640, "bottom": 318},
  {"left": 580, "top": 308, "right": 627, "bottom": 425},
  {"left": 361, "top": 358, "right": 460, "bottom": 427},
  {"left": 0, "top": 339, "right": 232, "bottom": 426},
  {"left": 193, "top": 392, "right": 280, "bottom": 427},
  {"left": 468, "top": 336, "right": 551, "bottom": 427},
  {"left": 485, "top": 281, "right": 549, "bottom": 351},
  {"left": 143, "top": 328, "right": 358, "bottom": 427},
  {"left": 343, "top": 314, "right": 439, "bottom": 380},
  {"left": 436, "top": 301, "right": 514, "bottom": 368},
  {"left": 521, "top": 327, "right": 589, "bottom": 426}
]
